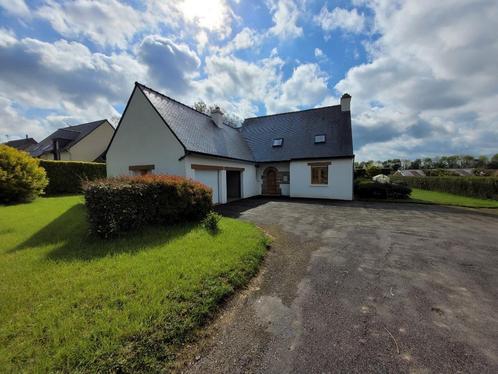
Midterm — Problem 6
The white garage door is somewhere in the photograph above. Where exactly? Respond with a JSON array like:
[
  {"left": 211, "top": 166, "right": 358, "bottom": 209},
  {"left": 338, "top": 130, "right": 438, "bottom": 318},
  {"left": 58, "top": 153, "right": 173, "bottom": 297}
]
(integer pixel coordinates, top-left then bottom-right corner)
[{"left": 195, "top": 170, "right": 219, "bottom": 204}]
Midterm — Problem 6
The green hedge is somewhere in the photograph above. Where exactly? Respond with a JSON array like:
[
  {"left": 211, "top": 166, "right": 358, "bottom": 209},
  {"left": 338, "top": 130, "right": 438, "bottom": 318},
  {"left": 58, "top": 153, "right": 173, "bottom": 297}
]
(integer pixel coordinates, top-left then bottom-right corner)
[
  {"left": 84, "top": 175, "right": 213, "bottom": 238},
  {"left": 354, "top": 180, "right": 411, "bottom": 199},
  {"left": 39, "top": 160, "right": 106, "bottom": 195},
  {"left": 392, "top": 176, "right": 498, "bottom": 200}
]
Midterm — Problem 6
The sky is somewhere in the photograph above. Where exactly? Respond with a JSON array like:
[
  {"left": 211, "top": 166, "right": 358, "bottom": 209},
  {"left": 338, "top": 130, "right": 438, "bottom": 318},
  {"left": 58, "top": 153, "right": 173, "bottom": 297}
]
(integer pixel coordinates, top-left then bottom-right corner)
[{"left": 0, "top": 0, "right": 497, "bottom": 161}]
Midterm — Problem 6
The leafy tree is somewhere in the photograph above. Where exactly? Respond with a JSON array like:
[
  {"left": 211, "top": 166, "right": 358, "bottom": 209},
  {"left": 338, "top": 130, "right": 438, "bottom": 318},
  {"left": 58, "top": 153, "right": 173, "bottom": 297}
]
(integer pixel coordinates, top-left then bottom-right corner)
[
  {"left": 0, "top": 145, "right": 48, "bottom": 203},
  {"left": 193, "top": 100, "right": 208, "bottom": 113},
  {"left": 422, "top": 157, "right": 433, "bottom": 169},
  {"left": 475, "top": 155, "right": 489, "bottom": 168},
  {"left": 411, "top": 159, "right": 422, "bottom": 169}
]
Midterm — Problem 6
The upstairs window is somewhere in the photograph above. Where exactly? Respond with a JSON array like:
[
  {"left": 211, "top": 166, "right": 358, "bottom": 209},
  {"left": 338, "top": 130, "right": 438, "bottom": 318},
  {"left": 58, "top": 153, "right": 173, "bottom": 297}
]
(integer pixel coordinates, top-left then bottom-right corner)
[
  {"left": 272, "top": 138, "right": 283, "bottom": 147},
  {"left": 314, "top": 134, "right": 326, "bottom": 143}
]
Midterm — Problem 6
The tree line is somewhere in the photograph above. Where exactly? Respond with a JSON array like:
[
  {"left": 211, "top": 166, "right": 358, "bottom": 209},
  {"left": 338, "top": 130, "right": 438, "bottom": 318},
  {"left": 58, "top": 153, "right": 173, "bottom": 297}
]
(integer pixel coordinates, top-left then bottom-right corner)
[{"left": 355, "top": 154, "right": 498, "bottom": 171}]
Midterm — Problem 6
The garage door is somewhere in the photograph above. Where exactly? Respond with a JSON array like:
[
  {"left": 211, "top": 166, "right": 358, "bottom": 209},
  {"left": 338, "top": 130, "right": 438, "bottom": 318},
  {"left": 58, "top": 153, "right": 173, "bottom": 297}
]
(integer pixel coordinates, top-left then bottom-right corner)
[{"left": 195, "top": 170, "right": 219, "bottom": 204}]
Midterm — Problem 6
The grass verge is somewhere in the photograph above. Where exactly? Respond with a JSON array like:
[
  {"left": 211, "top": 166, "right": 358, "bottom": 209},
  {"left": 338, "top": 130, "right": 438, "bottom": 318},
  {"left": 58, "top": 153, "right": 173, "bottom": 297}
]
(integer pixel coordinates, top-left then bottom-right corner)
[
  {"left": 0, "top": 196, "right": 267, "bottom": 373},
  {"left": 410, "top": 188, "right": 498, "bottom": 208}
]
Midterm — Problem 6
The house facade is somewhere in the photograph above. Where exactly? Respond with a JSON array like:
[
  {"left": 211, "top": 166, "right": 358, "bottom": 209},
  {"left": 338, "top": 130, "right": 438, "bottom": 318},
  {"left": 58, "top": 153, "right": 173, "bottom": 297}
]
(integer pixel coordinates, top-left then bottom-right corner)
[
  {"left": 29, "top": 120, "right": 114, "bottom": 162},
  {"left": 107, "top": 83, "right": 354, "bottom": 203}
]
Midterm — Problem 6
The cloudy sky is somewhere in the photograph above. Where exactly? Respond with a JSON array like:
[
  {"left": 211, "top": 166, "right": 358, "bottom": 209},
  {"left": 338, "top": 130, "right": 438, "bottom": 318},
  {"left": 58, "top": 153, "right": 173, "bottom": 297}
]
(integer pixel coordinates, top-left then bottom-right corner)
[{"left": 0, "top": 0, "right": 497, "bottom": 160}]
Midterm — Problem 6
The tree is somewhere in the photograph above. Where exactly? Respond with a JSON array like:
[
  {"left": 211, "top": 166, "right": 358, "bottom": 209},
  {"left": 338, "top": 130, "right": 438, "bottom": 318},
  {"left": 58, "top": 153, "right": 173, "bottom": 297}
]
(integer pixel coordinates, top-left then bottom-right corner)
[
  {"left": 192, "top": 100, "right": 243, "bottom": 128},
  {"left": 475, "top": 155, "right": 489, "bottom": 168},
  {"left": 487, "top": 154, "right": 498, "bottom": 169},
  {"left": 411, "top": 159, "right": 421, "bottom": 169},
  {"left": 193, "top": 100, "right": 208, "bottom": 114}
]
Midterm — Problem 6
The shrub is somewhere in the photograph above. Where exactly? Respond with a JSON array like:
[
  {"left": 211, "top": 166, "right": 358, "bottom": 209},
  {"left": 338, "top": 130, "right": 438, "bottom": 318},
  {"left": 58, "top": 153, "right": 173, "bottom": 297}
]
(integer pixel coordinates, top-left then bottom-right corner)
[
  {"left": 202, "top": 211, "right": 222, "bottom": 233},
  {"left": 0, "top": 145, "right": 48, "bottom": 203},
  {"left": 391, "top": 176, "right": 498, "bottom": 200},
  {"left": 423, "top": 168, "right": 460, "bottom": 177},
  {"left": 354, "top": 180, "right": 411, "bottom": 199},
  {"left": 39, "top": 160, "right": 106, "bottom": 195},
  {"left": 84, "top": 175, "right": 213, "bottom": 238},
  {"left": 365, "top": 164, "right": 382, "bottom": 178}
]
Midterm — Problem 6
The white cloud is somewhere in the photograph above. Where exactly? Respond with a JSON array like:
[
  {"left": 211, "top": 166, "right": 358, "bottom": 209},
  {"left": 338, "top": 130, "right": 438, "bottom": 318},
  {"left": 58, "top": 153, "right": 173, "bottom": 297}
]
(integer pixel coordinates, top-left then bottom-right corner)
[
  {"left": 267, "top": 63, "right": 329, "bottom": 113},
  {"left": 314, "top": 6, "right": 366, "bottom": 34},
  {"left": 138, "top": 35, "right": 200, "bottom": 95},
  {"left": 0, "top": 0, "right": 29, "bottom": 17},
  {"left": 268, "top": 0, "right": 303, "bottom": 39},
  {"left": 314, "top": 47, "right": 327, "bottom": 61},
  {"left": 37, "top": 0, "right": 142, "bottom": 49},
  {"left": 336, "top": 0, "right": 498, "bottom": 160}
]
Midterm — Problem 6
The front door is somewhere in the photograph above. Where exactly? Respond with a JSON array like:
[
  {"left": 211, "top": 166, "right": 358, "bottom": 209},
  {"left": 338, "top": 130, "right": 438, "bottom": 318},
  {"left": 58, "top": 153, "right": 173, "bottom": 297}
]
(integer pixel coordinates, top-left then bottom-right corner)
[{"left": 264, "top": 168, "right": 279, "bottom": 194}]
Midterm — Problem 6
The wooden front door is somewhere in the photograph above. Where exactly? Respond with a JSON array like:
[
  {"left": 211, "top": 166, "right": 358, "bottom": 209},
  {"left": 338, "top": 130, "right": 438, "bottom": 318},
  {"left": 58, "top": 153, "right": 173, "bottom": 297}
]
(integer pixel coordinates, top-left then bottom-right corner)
[{"left": 264, "top": 168, "right": 279, "bottom": 194}]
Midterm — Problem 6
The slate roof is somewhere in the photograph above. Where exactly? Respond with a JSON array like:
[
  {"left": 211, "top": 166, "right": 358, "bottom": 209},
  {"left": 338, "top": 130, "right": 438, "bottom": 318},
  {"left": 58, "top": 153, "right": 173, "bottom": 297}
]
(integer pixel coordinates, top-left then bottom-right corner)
[
  {"left": 241, "top": 107, "right": 353, "bottom": 162},
  {"left": 138, "top": 84, "right": 254, "bottom": 161},
  {"left": 135, "top": 83, "right": 353, "bottom": 162},
  {"left": 30, "top": 120, "right": 108, "bottom": 157},
  {"left": 3, "top": 137, "right": 38, "bottom": 151}
]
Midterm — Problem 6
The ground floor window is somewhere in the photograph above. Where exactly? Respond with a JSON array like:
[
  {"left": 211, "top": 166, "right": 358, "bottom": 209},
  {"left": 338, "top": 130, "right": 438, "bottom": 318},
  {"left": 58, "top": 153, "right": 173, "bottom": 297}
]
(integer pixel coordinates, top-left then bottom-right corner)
[
  {"left": 309, "top": 162, "right": 331, "bottom": 185},
  {"left": 129, "top": 164, "right": 154, "bottom": 176}
]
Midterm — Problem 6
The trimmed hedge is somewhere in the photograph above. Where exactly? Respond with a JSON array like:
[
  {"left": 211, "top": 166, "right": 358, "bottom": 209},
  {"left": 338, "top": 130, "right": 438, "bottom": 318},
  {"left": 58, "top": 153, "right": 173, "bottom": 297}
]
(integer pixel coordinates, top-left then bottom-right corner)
[
  {"left": 84, "top": 175, "right": 213, "bottom": 238},
  {"left": 0, "top": 144, "right": 48, "bottom": 203},
  {"left": 39, "top": 160, "right": 106, "bottom": 195},
  {"left": 354, "top": 180, "right": 411, "bottom": 199},
  {"left": 392, "top": 176, "right": 498, "bottom": 200}
]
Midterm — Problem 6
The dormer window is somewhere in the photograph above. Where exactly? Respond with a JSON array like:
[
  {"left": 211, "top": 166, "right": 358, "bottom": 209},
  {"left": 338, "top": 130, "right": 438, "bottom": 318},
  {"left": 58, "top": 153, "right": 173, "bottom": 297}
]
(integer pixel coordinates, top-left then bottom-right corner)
[
  {"left": 314, "top": 134, "right": 326, "bottom": 143},
  {"left": 272, "top": 138, "right": 283, "bottom": 147}
]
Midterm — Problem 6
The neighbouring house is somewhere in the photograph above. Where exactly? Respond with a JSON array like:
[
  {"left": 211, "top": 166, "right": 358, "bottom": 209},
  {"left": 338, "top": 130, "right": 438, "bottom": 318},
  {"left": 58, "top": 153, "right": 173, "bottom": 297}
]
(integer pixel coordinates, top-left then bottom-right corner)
[
  {"left": 106, "top": 83, "right": 354, "bottom": 203},
  {"left": 3, "top": 136, "right": 38, "bottom": 152},
  {"left": 29, "top": 120, "right": 115, "bottom": 162}
]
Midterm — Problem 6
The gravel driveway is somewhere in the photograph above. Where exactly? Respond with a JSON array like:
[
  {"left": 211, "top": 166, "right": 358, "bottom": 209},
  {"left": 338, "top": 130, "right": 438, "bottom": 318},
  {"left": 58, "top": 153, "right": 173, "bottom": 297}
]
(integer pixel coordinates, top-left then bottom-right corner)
[{"left": 183, "top": 198, "right": 498, "bottom": 373}]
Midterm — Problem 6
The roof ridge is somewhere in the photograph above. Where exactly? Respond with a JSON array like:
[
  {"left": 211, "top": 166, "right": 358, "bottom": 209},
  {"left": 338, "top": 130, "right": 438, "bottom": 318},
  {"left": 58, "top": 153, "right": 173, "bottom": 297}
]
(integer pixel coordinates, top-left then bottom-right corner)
[
  {"left": 243, "top": 104, "right": 340, "bottom": 122},
  {"left": 135, "top": 82, "right": 214, "bottom": 119}
]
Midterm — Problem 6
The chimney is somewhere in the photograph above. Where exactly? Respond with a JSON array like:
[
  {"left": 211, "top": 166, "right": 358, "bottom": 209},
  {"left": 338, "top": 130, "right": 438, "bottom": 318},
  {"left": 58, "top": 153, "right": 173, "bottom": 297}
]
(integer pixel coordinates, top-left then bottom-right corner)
[
  {"left": 25, "top": 134, "right": 28, "bottom": 139},
  {"left": 52, "top": 138, "right": 60, "bottom": 160},
  {"left": 340, "top": 93, "right": 351, "bottom": 112},
  {"left": 211, "top": 106, "right": 224, "bottom": 128}
]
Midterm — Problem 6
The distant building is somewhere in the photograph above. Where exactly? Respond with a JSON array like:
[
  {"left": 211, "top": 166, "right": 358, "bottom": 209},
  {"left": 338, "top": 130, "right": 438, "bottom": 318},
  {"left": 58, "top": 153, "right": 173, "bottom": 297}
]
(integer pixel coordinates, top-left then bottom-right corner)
[
  {"left": 3, "top": 137, "right": 38, "bottom": 152},
  {"left": 29, "top": 120, "right": 114, "bottom": 162}
]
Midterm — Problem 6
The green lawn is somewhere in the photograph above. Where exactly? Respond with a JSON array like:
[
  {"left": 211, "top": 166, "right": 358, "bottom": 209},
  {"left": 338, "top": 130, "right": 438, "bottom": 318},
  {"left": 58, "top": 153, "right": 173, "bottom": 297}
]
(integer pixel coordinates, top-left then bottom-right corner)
[
  {"left": 0, "top": 196, "right": 267, "bottom": 373},
  {"left": 410, "top": 188, "right": 498, "bottom": 208}
]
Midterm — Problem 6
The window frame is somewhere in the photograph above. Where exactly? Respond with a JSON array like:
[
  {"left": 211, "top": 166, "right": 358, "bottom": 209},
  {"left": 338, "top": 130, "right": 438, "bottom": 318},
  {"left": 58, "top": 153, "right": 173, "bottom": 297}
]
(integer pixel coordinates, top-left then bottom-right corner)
[
  {"left": 272, "top": 138, "right": 283, "bottom": 147},
  {"left": 314, "top": 134, "right": 326, "bottom": 144},
  {"left": 308, "top": 161, "right": 331, "bottom": 186}
]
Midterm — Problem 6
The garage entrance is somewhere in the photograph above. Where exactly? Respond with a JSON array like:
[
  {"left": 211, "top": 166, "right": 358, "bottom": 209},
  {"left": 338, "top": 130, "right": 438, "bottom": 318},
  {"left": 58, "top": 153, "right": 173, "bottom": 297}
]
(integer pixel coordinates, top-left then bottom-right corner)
[
  {"left": 195, "top": 170, "right": 220, "bottom": 204},
  {"left": 226, "top": 170, "right": 241, "bottom": 201}
]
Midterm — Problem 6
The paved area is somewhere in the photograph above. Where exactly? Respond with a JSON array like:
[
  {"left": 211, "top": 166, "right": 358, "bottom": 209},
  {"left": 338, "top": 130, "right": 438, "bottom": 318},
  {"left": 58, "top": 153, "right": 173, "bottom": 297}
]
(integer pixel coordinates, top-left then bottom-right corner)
[{"left": 184, "top": 198, "right": 498, "bottom": 373}]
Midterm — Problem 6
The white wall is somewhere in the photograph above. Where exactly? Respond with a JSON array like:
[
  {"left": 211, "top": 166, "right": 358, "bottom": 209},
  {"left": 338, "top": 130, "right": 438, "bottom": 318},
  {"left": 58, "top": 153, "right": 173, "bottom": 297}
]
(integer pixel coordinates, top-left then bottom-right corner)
[
  {"left": 185, "top": 155, "right": 258, "bottom": 204},
  {"left": 68, "top": 121, "right": 114, "bottom": 161},
  {"left": 256, "top": 162, "right": 290, "bottom": 196},
  {"left": 107, "top": 87, "right": 186, "bottom": 177},
  {"left": 290, "top": 158, "right": 353, "bottom": 200}
]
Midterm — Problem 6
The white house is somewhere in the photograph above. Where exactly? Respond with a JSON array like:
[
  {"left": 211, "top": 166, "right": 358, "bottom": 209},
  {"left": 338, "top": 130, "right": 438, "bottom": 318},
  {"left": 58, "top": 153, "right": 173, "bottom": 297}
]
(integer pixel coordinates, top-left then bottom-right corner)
[
  {"left": 107, "top": 83, "right": 354, "bottom": 203},
  {"left": 30, "top": 120, "right": 114, "bottom": 162}
]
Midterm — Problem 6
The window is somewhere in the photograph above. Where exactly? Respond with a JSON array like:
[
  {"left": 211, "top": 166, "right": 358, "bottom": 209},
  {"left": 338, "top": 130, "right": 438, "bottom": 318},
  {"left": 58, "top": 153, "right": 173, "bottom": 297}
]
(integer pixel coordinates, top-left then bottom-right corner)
[
  {"left": 308, "top": 162, "right": 331, "bottom": 185},
  {"left": 272, "top": 138, "right": 283, "bottom": 147},
  {"left": 314, "top": 134, "right": 326, "bottom": 143},
  {"left": 311, "top": 166, "right": 328, "bottom": 184},
  {"left": 129, "top": 164, "right": 154, "bottom": 176}
]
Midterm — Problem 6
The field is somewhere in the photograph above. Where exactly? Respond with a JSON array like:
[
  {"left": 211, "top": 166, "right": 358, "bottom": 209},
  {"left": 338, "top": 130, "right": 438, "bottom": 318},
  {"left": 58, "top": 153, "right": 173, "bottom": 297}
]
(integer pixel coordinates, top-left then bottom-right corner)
[
  {"left": 410, "top": 188, "right": 498, "bottom": 208},
  {"left": 0, "top": 196, "right": 267, "bottom": 373}
]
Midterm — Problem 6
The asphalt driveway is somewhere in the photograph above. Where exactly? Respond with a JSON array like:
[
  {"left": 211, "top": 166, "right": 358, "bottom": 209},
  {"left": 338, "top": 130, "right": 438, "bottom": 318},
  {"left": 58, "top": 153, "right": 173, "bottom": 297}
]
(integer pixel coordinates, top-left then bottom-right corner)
[{"left": 183, "top": 198, "right": 498, "bottom": 373}]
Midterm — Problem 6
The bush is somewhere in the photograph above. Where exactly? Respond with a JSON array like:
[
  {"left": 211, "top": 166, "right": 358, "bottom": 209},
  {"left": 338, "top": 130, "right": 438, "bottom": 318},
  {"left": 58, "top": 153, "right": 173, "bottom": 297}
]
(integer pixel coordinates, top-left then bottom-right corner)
[
  {"left": 423, "top": 169, "right": 460, "bottom": 177},
  {"left": 39, "top": 160, "right": 106, "bottom": 195},
  {"left": 0, "top": 145, "right": 48, "bottom": 203},
  {"left": 354, "top": 180, "right": 411, "bottom": 199},
  {"left": 202, "top": 211, "right": 222, "bottom": 233},
  {"left": 392, "top": 176, "right": 498, "bottom": 200},
  {"left": 84, "top": 175, "right": 213, "bottom": 238}
]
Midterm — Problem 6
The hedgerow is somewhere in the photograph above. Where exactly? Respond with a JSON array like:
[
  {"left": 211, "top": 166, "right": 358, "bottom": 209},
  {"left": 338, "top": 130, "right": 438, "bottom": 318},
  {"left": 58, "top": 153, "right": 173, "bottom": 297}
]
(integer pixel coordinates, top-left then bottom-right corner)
[
  {"left": 39, "top": 160, "right": 106, "bottom": 195},
  {"left": 392, "top": 176, "right": 498, "bottom": 200},
  {"left": 84, "top": 175, "right": 213, "bottom": 238},
  {"left": 354, "top": 180, "right": 411, "bottom": 199}
]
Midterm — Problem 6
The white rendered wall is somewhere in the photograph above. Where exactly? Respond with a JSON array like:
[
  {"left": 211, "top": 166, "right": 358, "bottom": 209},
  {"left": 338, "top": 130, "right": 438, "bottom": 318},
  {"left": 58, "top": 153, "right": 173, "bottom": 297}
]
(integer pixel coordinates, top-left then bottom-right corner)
[
  {"left": 257, "top": 162, "right": 290, "bottom": 196},
  {"left": 68, "top": 121, "right": 114, "bottom": 161},
  {"left": 289, "top": 158, "right": 353, "bottom": 200},
  {"left": 106, "top": 87, "right": 186, "bottom": 177},
  {"left": 185, "top": 155, "right": 258, "bottom": 204}
]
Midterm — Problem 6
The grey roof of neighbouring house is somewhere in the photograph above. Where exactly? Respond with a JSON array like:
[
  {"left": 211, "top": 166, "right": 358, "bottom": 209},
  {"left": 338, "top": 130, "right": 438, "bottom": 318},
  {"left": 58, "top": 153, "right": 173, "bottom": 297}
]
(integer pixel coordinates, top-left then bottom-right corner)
[
  {"left": 30, "top": 120, "right": 109, "bottom": 157},
  {"left": 3, "top": 137, "right": 38, "bottom": 151},
  {"left": 136, "top": 83, "right": 353, "bottom": 162}
]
